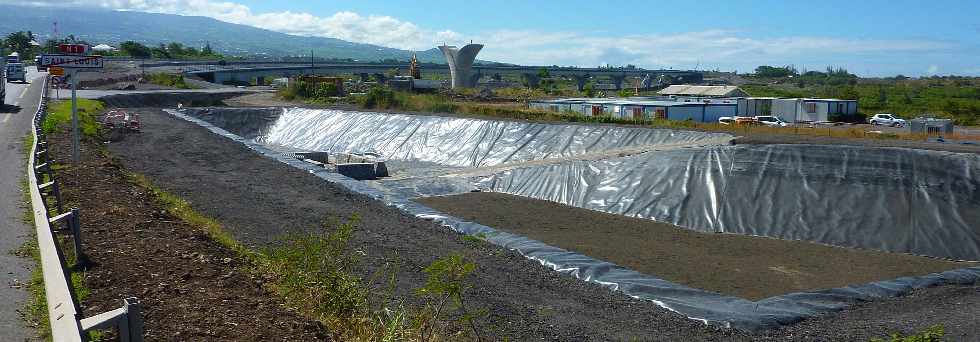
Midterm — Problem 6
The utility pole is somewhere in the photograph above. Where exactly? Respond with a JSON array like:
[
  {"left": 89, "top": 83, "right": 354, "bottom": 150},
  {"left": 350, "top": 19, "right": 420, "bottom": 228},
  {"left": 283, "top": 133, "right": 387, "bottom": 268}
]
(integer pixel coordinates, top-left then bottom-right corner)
[{"left": 70, "top": 69, "right": 79, "bottom": 163}]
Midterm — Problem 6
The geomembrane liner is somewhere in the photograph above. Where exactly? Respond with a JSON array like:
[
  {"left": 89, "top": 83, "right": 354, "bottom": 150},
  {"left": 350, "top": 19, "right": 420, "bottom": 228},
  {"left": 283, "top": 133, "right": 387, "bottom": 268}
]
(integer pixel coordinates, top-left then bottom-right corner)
[{"left": 168, "top": 107, "right": 980, "bottom": 330}]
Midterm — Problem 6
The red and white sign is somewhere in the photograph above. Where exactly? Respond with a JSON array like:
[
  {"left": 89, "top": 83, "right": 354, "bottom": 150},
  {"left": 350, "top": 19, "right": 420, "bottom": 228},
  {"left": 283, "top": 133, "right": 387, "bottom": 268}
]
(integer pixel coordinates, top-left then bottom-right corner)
[
  {"left": 58, "top": 44, "right": 89, "bottom": 55},
  {"left": 39, "top": 54, "right": 104, "bottom": 69}
]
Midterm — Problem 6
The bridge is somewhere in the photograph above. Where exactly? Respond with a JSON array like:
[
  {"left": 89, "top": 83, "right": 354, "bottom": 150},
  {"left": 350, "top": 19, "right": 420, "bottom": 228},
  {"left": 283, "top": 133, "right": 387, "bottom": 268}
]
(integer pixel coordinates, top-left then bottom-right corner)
[{"left": 170, "top": 61, "right": 703, "bottom": 90}]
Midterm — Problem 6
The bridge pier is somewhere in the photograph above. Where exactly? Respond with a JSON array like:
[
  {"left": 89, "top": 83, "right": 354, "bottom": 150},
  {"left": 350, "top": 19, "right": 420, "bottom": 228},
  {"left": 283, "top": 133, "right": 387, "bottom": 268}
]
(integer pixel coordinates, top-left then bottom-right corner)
[
  {"left": 467, "top": 71, "right": 483, "bottom": 88},
  {"left": 359, "top": 73, "right": 370, "bottom": 82},
  {"left": 572, "top": 74, "right": 590, "bottom": 91},
  {"left": 522, "top": 73, "right": 540, "bottom": 88},
  {"left": 611, "top": 74, "right": 627, "bottom": 90}
]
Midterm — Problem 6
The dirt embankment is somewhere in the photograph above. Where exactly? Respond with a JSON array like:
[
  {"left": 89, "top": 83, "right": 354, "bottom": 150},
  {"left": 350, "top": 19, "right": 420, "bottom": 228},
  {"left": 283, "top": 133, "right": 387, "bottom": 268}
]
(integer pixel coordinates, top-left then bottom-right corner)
[
  {"left": 47, "top": 129, "right": 330, "bottom": 340},
  {"left": 417, "top": 192, "right": 971, "bottom": 300}
]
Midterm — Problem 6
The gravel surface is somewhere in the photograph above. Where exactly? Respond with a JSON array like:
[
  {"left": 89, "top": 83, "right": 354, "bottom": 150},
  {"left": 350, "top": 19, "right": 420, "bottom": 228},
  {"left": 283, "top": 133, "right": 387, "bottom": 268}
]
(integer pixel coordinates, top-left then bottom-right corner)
[
  {"left": 734, "top": 133, "right": 980, "bottom": 154},
  {"left": 418, "top": 192, "right": 971, "bottom": 300},
  {"left": 103, "top": 107, "right": 980, "bottom": 341}
]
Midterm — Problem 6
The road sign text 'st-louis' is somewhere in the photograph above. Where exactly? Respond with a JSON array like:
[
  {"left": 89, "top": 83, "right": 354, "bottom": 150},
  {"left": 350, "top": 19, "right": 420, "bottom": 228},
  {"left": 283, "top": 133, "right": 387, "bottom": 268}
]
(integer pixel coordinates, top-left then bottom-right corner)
[{"left": 39, "top": 54, "right": 104, "bottom": 69}]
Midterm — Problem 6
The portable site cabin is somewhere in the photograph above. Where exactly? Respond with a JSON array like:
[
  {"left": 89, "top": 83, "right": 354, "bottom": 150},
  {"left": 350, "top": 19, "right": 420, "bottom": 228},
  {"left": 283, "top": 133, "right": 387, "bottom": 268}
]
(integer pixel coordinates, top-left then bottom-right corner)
[
  {"left": 770, "top": 98, "right": 858, "bottom": 123},
  {"left": 529, "top": 98, "right": 737, "bottom": 122}
]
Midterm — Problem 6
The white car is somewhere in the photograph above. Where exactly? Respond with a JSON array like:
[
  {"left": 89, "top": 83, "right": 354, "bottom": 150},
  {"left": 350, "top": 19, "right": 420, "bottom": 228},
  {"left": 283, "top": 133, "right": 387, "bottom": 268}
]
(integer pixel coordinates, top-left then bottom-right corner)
[
  {"left": 755, "top": 115, "right": 789, "bottom": 127},
  {"left": 718, "top": 116, "right": 734, "bottom": 125},
  {"left": 869, "top": 113, "right": 906, "bottom": 127}
]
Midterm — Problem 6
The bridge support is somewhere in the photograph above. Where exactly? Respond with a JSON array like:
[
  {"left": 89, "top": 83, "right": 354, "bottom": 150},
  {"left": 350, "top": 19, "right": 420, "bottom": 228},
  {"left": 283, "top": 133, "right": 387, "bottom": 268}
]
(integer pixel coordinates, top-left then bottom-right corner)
[
  {"left": 467, "top": 71, "right": 483, "bottom": 88},
  {"left": 572, "top": 74, "right": 590, "bottom": 91},
  {"left": 522, "top": 73, "right": 540, "bottom": 88},
  {"left": 359, "top": 73, "right": 370, "bottom": 82},
  {"left": 611, "top": 74, "right": 627, "bottom": 90},
  {"left": 439, "top": 44, "right": 484, "bottom": 89}
]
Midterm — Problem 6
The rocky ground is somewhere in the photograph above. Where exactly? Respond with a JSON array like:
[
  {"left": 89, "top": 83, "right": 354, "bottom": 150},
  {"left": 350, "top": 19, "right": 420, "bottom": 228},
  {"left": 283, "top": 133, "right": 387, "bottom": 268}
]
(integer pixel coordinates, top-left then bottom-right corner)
[
  {"left": 47, "top": 126, "right": 330, "bottom": 341},
  {"left": 418, "top": 192, "right": 971, "bottom": 300}
]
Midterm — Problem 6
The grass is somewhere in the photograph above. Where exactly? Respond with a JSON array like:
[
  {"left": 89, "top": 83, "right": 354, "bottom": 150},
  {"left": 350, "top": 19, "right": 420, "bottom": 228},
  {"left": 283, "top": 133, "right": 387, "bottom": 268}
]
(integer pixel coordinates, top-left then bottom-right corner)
[
  {"left": 145, "top": 73, "right": 197, "bottom": 89},
  {"left": 871, "top": 325, "right": 944, "bottom": 342},
  {"left": 128, "top": 172, "right": 485, "bottom": 341},
  {"left": 42, "top": 99, "right": 105, "bottom": 137}
]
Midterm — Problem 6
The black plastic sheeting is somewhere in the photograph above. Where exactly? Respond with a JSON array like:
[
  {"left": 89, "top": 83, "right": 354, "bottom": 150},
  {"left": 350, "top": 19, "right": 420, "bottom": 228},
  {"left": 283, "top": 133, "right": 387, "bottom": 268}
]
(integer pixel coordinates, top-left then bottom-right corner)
[
  {"left": 167, "top": 108, "right": 980, "bottom": 331},
  {"left": 477, "top": 144, "right": 980, "bottom": 261}
]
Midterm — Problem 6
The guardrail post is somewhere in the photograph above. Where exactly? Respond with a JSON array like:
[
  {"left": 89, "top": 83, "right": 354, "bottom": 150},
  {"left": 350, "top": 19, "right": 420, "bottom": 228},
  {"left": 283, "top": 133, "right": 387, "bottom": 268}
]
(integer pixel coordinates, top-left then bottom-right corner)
[
  {"left": 122, "top": 298, "right": 144, "bottom": 342},
  {"left": 68, "top": 208, "right": 88, "bottom": 267}
]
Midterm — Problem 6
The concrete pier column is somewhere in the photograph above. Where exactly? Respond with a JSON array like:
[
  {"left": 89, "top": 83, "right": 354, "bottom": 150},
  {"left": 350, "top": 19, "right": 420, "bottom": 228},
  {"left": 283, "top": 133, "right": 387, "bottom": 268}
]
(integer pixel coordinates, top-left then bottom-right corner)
[
  {"left": 439, "top": 44, "right": 484, "bottom": 89},
  {"left": 611, "top": 74, "right": 627, "bottom": 90},
  {"left": 572, "top": 74, "right": 590, "bottom": 91},
  {"left": 522, "top": 73, "right": 540, "bottom": 88}
]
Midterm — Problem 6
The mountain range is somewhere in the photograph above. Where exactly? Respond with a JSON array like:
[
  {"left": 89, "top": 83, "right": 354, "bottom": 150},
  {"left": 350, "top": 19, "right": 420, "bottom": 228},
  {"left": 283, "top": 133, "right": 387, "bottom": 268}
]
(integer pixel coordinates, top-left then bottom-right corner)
[{"left": 0, "top": 4, "right": 455, "bottom": 63}]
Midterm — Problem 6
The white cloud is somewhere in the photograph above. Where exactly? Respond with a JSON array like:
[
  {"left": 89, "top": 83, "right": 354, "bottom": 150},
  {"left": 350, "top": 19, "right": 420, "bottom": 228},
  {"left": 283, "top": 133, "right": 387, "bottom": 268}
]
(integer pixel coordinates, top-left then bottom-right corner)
[
  {"left": 5, "top": 0, "right": 961, "bottom": 75},
  {"left": 926, "top": 65, "right": 940, "bottom": 75}
]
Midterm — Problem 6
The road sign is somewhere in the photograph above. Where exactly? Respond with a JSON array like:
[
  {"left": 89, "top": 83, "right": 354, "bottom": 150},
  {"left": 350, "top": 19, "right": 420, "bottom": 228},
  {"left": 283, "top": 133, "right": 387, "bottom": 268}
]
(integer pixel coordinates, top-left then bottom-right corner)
[
  {"left": 49, "top": 67, "right": 65, "bottom": 76},
  {"left": 39, "top": 54, "right": 104, "bottom": 69},
  {"left": 58, "top": 44, "right": 89, "bottom": 55}
]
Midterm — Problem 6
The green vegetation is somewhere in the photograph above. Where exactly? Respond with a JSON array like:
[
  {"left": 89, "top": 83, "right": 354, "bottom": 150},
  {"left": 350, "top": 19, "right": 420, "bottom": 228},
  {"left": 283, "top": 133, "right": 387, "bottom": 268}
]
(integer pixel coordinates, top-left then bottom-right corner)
[
  {"left": 3, "top": 31, "right": 39, "bottom": 61},
  {"left": 130, "top": 172, "right": 486, "bottom": 341},
  {"left": 278, "top": 79, "right": 341, "bottom": 102},
  {"left": 145, "top": 73, "right": 197, "bottom": 89},
  {"left": 42, "top": 99, "right": 105, "bottom": 136},
  {"left": 744, "top": 67, "right": 980, "bottom": 125},
  {"left": 113, "top": 41, "right": 225, "bottom": 60},
  {"left": 870, "top": 325, "right": 944, "bottom": 342}
]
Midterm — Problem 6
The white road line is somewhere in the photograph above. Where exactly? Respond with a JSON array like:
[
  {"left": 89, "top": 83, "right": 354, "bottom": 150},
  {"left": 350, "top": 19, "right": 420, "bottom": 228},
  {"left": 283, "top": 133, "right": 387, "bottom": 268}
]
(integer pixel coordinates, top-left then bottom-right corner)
[
  {"left": 2, "top": 115, "right": 9, "bottom": 123},
  {"left": 19, "top": 87, "right": 28, "bottom": 98}
]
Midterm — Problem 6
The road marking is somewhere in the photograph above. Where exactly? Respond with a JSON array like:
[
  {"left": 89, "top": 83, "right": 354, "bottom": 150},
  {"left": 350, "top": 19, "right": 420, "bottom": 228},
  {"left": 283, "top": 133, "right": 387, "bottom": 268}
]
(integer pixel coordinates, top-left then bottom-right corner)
[
  {"left": 2, "top": 115, "right": 9, "bottom": 123},
  {"left": 19, "top": 87, "right": 28, "bottom": 98}
]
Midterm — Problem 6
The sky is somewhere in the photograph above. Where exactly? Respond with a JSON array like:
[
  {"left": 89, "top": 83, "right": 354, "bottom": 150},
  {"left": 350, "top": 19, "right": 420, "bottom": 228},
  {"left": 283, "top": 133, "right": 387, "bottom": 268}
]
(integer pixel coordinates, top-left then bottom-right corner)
[{"left": 11, "top": 0, "right": 980, "bottom": 76}]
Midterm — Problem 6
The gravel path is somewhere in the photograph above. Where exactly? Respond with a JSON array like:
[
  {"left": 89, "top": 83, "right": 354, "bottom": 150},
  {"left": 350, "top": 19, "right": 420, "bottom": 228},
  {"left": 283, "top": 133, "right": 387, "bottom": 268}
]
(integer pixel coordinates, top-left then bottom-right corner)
[{"left": 105, "top": 107, "right": 980, "bottom": 341}]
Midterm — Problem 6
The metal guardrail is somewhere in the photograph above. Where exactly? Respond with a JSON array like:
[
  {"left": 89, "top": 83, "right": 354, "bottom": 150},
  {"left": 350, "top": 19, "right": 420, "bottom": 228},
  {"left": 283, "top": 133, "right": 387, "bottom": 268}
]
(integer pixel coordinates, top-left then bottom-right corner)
[{"left": 27, "top": 76, "right": 144, "bottom": 342}]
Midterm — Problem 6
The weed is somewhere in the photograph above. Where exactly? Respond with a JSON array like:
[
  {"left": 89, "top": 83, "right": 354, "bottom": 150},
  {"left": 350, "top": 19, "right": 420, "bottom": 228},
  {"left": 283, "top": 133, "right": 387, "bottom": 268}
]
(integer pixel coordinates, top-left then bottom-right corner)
[
  {"left": 870, "top": 325, "right": 944, "bottom": 342},
  {"left": 42, "top": 99, "right": 105, "bottom": 136},
  {"left": 414, "top": 254, "right": 486, "bottom": 342},
  {"left": 145, "top": 73, "right": 197, "bottom": 89}
]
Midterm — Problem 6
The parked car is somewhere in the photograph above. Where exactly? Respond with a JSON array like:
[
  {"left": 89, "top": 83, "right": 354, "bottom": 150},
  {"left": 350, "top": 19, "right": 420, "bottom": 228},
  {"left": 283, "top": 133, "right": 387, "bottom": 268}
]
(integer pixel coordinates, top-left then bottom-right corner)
[
  {"left": 734, "top": 116, "right": 761, "bottom": 125},
  {"left": 869, "top": 113, "right": 906, "bottom": 127},
  {"left": 718, "top": 116, "right": 734, "bottom": 125},
  {"left": 755, "top": 115, "right": 789, "bottom": 127}
]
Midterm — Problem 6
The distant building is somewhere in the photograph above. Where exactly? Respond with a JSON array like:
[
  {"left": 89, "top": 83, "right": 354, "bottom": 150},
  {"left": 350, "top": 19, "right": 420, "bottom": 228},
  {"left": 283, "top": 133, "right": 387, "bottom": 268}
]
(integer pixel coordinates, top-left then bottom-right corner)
[
  {"left": 769, "top": 98, "right": 858, "bottom": 122},
  {"left": 658, "top": 85, "right": 749, "bottom": 98},
  {"left": 529, "top": 98, "right": 736, "bottom": 122},
  {"left": 91, "top": 44, "right": 116, "bottom": 52}
]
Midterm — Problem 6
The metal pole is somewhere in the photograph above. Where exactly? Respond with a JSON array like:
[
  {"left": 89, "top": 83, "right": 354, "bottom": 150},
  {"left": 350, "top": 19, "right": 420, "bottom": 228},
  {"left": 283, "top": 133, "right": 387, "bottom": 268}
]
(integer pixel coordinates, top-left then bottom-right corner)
[{"left": 70, "top": 69, "right": 79, "bottom": 163}]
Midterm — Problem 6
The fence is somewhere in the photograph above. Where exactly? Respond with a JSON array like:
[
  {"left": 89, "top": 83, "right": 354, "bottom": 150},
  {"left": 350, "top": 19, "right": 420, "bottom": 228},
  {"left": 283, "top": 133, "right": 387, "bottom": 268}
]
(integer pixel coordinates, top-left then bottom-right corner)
[{"left": 27, "top": 76, "right": 144, "bottom": 342}]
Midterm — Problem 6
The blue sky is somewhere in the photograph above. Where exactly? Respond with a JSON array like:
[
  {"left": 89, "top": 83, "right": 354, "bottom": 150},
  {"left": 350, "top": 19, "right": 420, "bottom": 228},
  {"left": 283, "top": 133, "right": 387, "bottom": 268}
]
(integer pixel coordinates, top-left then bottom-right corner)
[{"left": 16, "top": 0, "right": 980, "bottom": 76}]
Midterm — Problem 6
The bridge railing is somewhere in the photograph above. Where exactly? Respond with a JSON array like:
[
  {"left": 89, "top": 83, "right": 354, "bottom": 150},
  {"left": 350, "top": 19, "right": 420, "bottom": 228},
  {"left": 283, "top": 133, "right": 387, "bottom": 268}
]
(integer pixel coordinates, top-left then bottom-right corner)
[{"left": 27, "top": 75, "right": 145, "bottom": 342}]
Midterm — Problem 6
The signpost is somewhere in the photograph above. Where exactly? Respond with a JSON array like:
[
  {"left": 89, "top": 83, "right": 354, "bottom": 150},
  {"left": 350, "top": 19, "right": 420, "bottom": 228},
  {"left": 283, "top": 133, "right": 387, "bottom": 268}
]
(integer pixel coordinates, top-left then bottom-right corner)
[{"left": 40, "top": 47, "right": 104, "bottom": 163}]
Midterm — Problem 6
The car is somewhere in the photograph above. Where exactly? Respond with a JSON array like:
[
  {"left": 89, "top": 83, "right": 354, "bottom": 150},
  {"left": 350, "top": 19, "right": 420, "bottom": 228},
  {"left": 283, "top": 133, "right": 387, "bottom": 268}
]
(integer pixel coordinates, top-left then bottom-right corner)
[
  {"left": 869, "top": 113, "right": 906, "bottom": 127},
  {"left": 755, "top": 115, "right": 789, "bottom": 127},
  {"left": 734, "top": 116, "right": 761, "bottom": 125},
  {"left": 718, "top": 116, "right": 734, "bottom": 125},
  {"left": 5, "top": 62, "right": 25, "bottom": 83}
]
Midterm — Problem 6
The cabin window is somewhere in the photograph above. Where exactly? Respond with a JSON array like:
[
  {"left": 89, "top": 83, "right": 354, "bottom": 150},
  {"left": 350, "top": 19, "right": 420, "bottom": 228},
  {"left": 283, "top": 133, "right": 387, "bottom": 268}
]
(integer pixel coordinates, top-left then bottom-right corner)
[{"left": 805, "top": 103, "right": 817, "bottom": 113}]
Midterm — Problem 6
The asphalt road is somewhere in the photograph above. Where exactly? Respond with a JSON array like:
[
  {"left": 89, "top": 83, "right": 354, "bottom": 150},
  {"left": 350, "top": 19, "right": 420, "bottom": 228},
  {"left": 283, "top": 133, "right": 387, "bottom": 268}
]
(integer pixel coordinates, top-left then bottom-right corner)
[{"left": 0, "top": 70, "right": 44, "bottom": 341}]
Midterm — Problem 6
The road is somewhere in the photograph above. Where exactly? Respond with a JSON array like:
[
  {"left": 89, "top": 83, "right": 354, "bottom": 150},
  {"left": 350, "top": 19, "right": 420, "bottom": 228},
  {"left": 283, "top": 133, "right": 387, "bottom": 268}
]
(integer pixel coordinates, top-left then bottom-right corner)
[{"left": 0, "top": 69, "right": 44, "bottom": 341}]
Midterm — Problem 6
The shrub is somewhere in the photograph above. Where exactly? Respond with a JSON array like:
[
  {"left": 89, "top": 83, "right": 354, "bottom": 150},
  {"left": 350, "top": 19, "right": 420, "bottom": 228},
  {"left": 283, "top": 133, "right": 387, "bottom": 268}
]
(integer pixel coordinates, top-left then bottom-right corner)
[{"left": 42, "top": 99, "right": 104, "bottom": 136}]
